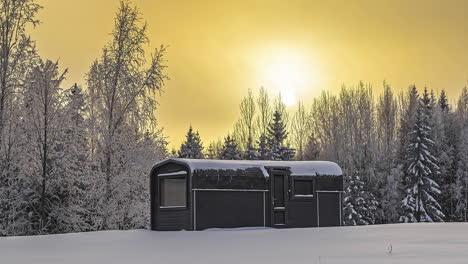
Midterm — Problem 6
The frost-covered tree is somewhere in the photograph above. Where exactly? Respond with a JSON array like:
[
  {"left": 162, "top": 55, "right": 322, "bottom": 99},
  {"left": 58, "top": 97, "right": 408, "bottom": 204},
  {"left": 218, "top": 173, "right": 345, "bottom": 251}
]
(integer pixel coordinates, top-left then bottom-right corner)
[
  {"left": 255, "top": 87, "right": 272, "bottom": 136},
  {"left": 375, "top": 83, "right": 400, "bottom": 223},
  {"left": 50, "top": 84, "right": 99, "bottom": 233},
  {"left": 290, "top": 102, "right": 310, "bottom": 160},
  {"left": 303, "top": 133, "right": 320, "bottom": 160},
  {"left": 178, "top": 126, "right": 204, "bottom": 159},
  {"left": 0, "top": 0, "right": 41, "bottom": 156},
  {"left": 242, "top": 136, "right": 258, "bottom": 160},
  {"left": 310, "top": 91, "right": 340, "bottom": 161},
  {"left": 431, "top": 89, "right": 457, "bottom": 220},
  {"left": 233, "top": 89, "right": 256, "bottom": 150},
  {"left": 343, "top": 175, "right": 378, "bottom": 225},
  {"left": 266, "top": 110, "right": 295, "bottom": 161},
  {"left": 86, "top": 0, "right": 168, "bottom": 229},
  {"left": 396, "top": 86, "right": 419, "bottom": 167},
  {"left": 0, "top": 0, "right": 41, "bottom": 235},
  {"left": 20, "top": 59, "right": 67, "bottom": 234},
  {"left": 206, "top": 139, "right": 222, "bottom": 159},
  {"left": 454, "top": 118, "right": 468, "bottom": 222},
  {"left": 257, "top": 134, "right": 270, "bottom": 160},
  {"left": 453, "top": 87, "right": 468, "bottom": 221},
  {"left": 399, "top": 88, "right": 445, "bottom": 223},
  {"left": 220, "top": 134, "right": 241, "bottom": 160}
]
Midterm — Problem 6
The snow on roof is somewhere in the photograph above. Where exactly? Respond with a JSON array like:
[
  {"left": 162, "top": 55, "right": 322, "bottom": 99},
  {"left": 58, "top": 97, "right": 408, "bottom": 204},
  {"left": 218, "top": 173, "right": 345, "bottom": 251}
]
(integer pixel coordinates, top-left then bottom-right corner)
[
  {"left": 157, "top": 171, "right": 187, "bottom": 177},
  {"left": 154, "top": 158, "right": 342, "bottom": 177}
]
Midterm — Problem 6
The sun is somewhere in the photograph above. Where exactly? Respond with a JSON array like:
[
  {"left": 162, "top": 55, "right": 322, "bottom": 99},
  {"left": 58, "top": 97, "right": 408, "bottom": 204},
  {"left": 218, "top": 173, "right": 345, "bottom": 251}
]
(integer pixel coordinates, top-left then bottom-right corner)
[{"left": 258, "top": 48, "right": 317, "bottom": 106}]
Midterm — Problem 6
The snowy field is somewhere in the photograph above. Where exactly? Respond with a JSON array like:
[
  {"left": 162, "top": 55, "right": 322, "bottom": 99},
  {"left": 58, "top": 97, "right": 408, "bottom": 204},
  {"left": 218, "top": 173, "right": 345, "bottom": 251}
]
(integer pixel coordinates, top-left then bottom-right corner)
[{"left": 1, "top": 223, "right": 467, "bottom": 264}]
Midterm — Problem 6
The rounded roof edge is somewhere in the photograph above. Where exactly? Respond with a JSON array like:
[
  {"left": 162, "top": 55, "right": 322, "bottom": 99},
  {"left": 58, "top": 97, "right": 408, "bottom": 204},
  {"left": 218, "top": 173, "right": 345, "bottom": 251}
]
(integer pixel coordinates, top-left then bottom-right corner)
[{"left": 152, "top": 158, "right": 342, "bottom": 177}]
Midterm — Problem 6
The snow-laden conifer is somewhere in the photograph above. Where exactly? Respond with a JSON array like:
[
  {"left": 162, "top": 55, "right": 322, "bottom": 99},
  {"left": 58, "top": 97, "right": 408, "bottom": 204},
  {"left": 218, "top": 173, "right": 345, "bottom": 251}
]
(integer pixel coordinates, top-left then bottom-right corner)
[
  {"left": 399, "top": 88, "right": 445, "bottom": 223},
  {"left": 343, "top": 175, "right": 378, "bottom": 225},
  {"left": 178, "top": 126, "right": 204, "bottom": 159},
  {"left": 266, "top": 110, "right": 295, "bottom": 160},
  {"left": 220, "top": 135, "right": 242, "bottom": 160}
]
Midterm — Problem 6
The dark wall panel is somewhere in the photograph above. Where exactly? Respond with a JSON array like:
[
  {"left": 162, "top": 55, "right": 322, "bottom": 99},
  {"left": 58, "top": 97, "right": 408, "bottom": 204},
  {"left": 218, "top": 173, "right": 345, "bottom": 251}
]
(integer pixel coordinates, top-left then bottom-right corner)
[
  {"left": 315, "top": 176, "right": 343, "bottom": 191},
  {"left": 287, "top": 198, "right": 317, "bottom": 228},
  {"left": 155, "top": 209, "right": 191, "bottom": 231},
  {"left": 318, "top": 192, "right": 341, "bottom": 227},
  {"left": 195, "top": 191, "right": 265, "bottom": 230}
]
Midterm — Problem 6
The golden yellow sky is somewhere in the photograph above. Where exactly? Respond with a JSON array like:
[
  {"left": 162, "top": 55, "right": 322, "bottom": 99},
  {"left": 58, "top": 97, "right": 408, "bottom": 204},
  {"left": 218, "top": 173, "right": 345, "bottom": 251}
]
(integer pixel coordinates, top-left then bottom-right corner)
[{"left": 32, "top": 0, "right": 468, "bottom": 148}]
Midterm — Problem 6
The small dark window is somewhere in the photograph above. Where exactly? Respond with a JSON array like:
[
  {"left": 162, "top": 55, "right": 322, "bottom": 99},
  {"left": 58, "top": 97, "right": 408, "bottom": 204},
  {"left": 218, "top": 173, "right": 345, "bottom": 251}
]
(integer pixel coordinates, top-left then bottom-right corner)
[
  {"left": 160, "top": 177, "right": 186, "bottom": 207},
  {"left": 293, "top": 179, "right": 314, "bottom": 197}
]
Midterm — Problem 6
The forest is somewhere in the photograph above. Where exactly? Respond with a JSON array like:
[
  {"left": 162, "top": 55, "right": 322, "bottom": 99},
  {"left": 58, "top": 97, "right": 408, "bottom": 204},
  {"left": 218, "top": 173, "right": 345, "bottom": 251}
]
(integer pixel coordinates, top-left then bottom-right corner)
[
  {"left": 1, "top": 0, "right": 468, "bottom": 236},
  {"left": 180, "top": 84, "right": 468, "bottom": 225}
]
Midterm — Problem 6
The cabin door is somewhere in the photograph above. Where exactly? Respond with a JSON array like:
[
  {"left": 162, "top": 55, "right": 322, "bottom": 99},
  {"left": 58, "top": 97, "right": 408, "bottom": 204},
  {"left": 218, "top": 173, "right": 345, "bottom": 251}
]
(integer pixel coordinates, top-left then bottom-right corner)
[{"left": 271, "top": 169, "right": 288, "bottom": 227}]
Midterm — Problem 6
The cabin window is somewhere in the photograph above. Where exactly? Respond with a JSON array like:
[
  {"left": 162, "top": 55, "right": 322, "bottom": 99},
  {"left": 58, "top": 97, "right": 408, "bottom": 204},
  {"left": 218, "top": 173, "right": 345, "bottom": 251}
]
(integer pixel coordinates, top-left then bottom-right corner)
[
  {"left": 160, "top": 177, "right": 186, "bottom": 208},
  {"left": 293, "top": 179, "right": 314, "bottom": 197}
]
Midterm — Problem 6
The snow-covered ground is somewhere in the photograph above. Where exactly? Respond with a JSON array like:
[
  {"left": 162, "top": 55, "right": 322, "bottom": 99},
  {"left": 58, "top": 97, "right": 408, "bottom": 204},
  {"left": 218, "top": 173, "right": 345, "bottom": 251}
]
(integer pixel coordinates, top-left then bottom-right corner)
[{"left": 1, "top": 223, "right": 467, "bottom": 264}]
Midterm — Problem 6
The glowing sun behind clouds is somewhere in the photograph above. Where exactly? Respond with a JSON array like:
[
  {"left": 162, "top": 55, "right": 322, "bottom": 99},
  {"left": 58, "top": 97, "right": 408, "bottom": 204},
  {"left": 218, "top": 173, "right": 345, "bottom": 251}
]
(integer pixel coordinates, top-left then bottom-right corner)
[{"left": 257, "top": 47, "right": 319, "bottom": 106}]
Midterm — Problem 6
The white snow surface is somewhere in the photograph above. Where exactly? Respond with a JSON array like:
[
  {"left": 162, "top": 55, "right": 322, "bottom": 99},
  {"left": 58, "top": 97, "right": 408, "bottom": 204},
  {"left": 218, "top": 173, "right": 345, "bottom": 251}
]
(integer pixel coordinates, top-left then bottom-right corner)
[
  {"left": 157, "top": 170, "right": 188, "bottom": 177},
  {"left": 155, "top": 158, "right": 343, "bottom": 177},
  {"left": 2, "top": 223, "right": 467, "bottom": 264}
]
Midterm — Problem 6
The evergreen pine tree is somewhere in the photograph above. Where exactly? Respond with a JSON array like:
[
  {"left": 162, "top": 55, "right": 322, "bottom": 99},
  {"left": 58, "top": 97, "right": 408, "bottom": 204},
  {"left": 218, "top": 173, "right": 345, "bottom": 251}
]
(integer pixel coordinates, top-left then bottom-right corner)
[
  {"left": 206, "top": 144, "right": 216, "bottom": 159},
  {"left": 399, "top": 89, "right": 445, "bottom": 223},
  {"left": 432, "top": 89, "right": 457, "bottom": 220},
  {"left": 52, "top": 84, "right": 95, "bottom": 233},
  {"left": 178, "top": 126, "right": 204, "bottom": 159},
  {"left": 243, "top": 136, "right": 259, "bottom": 160},
  {"left": 266, "top": 110, "right": 295, "bottom": 160},
  {"left": 257, "top": 134, "right": 271, "bottom": 160},
  {"left": 343, "top": 175, "right": 378, "bottom": 225},
  {"left": 454, "top": 117, "right": 468, "bottom": 221},
  {"left": 439, "top": 90, "right": 449, "bottom": 111},
  {"left": 220, "top": 135, "right": 242, "bottom": 160}
]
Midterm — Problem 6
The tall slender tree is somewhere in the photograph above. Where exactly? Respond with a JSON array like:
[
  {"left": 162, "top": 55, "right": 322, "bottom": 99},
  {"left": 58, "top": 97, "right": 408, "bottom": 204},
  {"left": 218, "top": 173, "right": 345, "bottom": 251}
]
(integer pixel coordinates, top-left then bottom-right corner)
[
  {"left": 86, "top": 0, "right": 168, "bottom": 229},
  {"left": 399, "top": 88, "right": 444, "bottom": 223},
  {"left": 266, "top": 110, "right": 295, "bottom": 160},
  {"left": 290, "top": 102, "right": 309, "bottom": 160},
  {"left": 0, "top": 0, "right": 41, "bottom": 157},
  {"left": 233, "top": 89, "right": 256, "bottom": 150},
  {"left": 22, "top": 59, "right": 67, "bottom": 234}
]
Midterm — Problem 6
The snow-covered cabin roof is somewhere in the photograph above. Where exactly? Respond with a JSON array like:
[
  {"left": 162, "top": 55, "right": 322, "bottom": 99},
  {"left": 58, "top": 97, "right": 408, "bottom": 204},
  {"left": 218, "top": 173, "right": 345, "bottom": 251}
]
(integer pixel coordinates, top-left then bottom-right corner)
[{"left": 154, "top": 158, "right": 342, "bottom": 177}]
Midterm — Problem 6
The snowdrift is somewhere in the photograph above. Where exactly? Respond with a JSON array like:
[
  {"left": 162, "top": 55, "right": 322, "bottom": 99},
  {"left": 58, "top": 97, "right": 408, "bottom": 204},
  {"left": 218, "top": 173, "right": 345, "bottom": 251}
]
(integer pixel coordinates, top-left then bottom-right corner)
[{"left": 1, "top": 223, "right": 467, "bottom": 264}]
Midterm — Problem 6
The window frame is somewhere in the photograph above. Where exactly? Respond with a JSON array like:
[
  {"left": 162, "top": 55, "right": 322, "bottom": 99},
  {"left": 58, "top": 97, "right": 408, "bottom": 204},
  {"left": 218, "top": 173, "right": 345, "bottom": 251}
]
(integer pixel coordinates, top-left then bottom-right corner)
[
  {"left": 291, "top": 177, "right": 315, "bottom": 199},
  {"left": 158, "top": 174, "right": 188, "bottom": 210}
]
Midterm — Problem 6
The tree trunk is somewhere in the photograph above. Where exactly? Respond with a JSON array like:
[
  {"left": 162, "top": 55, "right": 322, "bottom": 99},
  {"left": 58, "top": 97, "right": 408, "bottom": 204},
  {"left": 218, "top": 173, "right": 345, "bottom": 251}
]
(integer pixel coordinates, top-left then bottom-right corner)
[{"left": 39, "top": 81, "right": 49, "bottom": 233}]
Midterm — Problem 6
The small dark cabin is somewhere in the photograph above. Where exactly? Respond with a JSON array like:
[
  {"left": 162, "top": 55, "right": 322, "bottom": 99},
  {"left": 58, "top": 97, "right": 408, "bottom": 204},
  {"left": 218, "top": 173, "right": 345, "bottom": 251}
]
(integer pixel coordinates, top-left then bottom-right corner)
[{"left": 150, "top": 158, "right": 343, "bottom": 231}]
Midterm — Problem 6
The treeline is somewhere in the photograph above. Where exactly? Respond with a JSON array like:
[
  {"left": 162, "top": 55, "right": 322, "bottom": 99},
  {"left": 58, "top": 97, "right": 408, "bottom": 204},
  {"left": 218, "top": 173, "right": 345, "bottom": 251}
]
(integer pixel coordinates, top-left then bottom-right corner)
[
  {"left": 0, "top": 1, "right": 168, "bottom": 236},
  {"left": 176, "top": 83, "right": 468, "bottom": 224}
]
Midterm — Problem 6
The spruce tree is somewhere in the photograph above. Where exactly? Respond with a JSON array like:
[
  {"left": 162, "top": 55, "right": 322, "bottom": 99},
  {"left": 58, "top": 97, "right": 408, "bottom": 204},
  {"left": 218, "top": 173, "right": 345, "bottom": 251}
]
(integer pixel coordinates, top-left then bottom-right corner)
[
  {"left": 243, "top": 136, "right": 259, "bottom": 160},
  {"left": 399, "top": 89, "right": 445, "bottom": 223},
  {"left": 52, "top": 84, "right": 94, "bottom": 232},
  {"left": 454, "top": 118, "right": 468, "bottom": 221},
  {"left": 266, "top": 110, "right": 295, "bottom": 160},
  {"left": 178, "top": 126, "right": 204, "bottom": 159},
  {"left": 343, "top": 175, "right": 378, "bottom": 225},
  {"left": 257, "top": 134, "right": 271, "bottom": 160},
  {"left": 439, "top": 90, "right": 449, "bottom": 111},
  {"left": 432, "top": 89, "right": 457, "bottom": 220},
  {"left": 220, "top": 135, "right": 242, "bottom": 160}
]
